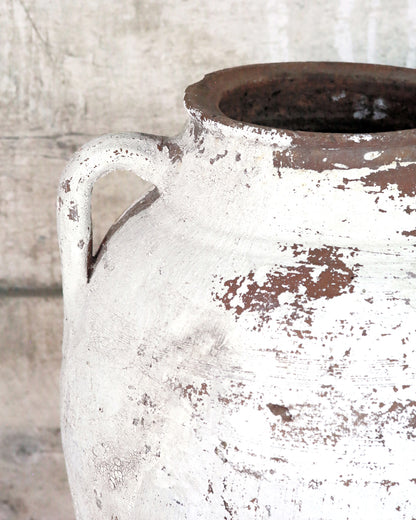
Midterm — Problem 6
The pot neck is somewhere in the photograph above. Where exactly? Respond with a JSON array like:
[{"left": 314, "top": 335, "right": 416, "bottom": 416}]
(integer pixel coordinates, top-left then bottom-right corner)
[
  {"left": 165, "top": 120, "right": 416, "bottom": 253},
  {"left": 183, "top": 62, "right": 416, "bottom": 163}
]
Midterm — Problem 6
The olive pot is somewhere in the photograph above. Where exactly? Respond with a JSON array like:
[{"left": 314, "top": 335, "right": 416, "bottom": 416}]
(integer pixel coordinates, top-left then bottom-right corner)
[{"left": 57, "top": 62, "right": 416, "bottom": 519}]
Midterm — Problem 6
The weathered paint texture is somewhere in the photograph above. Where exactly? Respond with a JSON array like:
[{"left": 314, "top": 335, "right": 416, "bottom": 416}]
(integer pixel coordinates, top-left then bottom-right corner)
[
  {"left": 58, "top": 63, "right": 416, "bottom": 519},
  {"left": 3, "top": 0, "right": 416, "bottom": 290},
  {"left": 3, "top": 2, "right": 416, "bottom": 518}
]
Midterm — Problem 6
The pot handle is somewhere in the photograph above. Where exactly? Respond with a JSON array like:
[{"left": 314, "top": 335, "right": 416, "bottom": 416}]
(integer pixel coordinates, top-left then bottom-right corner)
[{"left": 57, "top": 132, "right": 172, "bottom": 309}]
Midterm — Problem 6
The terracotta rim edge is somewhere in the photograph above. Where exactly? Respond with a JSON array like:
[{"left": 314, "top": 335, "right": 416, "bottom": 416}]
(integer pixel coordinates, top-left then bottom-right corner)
[{"left": 184, "top": 61, "right": 416, "bottom": 150}]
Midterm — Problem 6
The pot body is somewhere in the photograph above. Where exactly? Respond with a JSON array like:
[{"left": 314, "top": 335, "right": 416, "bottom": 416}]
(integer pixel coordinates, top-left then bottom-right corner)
[{"left": 58, "top": 63, "right": 416, "bottom": 519}]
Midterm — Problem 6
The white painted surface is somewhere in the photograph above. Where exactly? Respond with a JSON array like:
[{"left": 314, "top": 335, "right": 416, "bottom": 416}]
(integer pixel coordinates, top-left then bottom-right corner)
[
  {"left": 58, "top": 64, "right": 416, "bottom": 517},
  {"left": 2, "top": 1, "right": 416, "bottom": 518}
]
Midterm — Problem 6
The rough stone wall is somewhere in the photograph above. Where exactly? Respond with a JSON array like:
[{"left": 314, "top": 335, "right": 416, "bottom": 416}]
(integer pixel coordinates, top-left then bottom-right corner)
[{"left": 0, "top": 0, "right": 415, "bottom": 518}]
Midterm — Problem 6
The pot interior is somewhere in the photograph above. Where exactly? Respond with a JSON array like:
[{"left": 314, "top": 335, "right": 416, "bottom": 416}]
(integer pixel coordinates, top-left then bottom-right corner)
[{"left": 219, "top": 72, "right": 416, "bottom": 133}]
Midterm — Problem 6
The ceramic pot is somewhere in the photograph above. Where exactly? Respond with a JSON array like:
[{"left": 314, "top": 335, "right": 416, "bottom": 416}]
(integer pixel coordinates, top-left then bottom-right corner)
[{"left": 58, "top": 63, "right": 416, "bottom": 520}]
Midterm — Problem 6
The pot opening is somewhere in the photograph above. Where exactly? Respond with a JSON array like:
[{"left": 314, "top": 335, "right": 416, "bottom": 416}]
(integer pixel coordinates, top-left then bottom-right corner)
[{"left": 219, "top": 73, "right": 416, "bottom": 133}]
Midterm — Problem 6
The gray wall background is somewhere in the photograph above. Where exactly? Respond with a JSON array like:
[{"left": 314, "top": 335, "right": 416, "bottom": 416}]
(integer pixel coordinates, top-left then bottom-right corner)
[{"left": 1, "top": 0, "right": 415, "bottom": 518}]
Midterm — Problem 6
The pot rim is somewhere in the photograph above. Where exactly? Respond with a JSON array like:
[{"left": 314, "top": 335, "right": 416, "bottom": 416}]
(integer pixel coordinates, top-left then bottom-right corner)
[{"left": 184, "top": 61, "right": 416, "bottom": 150}]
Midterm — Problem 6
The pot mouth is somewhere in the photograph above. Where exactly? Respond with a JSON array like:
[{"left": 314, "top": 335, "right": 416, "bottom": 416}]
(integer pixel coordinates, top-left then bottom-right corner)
[{"left": 184, "top": 62, "right": 416, "bottom": 141}]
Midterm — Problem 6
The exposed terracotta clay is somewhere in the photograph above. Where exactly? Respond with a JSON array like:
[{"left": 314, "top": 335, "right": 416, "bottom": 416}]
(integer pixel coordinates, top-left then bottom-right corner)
[
  {"left": 58, "top": 63, "right": 416, "bottom": 520},
  {"left": 157, "top": 137, "right": 183, "bottom": 163},
  {"left": 215, "top": 245, "right": 359, "bottom": 329}
]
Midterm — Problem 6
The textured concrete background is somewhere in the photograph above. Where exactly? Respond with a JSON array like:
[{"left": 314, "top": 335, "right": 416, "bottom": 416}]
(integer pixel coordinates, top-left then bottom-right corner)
[{"left": 1, "top": 0, "right": 415, "bottom": 518}]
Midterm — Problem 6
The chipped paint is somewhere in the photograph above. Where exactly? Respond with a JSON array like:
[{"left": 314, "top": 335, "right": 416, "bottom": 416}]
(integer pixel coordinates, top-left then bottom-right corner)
[
  {"left": 348, "top": 134, "right": 373, "bottom": 142},
  {"left": 364, "top": 150, "right": 382, "bottom": 160},
  {"left": 266, "top": 403, "right": 293, "bottom": 422},
  {"left": 67, "top": 204, "right": 79, "bottom": 222},
  {"left": 209, "top": 150, "right": 228, "bottom": 164},
  {"left": 344, "top": 163, "right": 416, "bottom": 197},
  {"left": 215, "top": 246, "right": 359, "bottom": 328},
  {"left": 157, "top": 137, "right": 183, "bottom": 163}
]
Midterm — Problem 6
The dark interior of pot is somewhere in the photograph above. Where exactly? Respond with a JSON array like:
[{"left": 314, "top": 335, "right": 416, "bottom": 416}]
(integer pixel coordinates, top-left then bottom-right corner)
[{"left": 219, "top": 73, "right": 416, "bottom": 133}]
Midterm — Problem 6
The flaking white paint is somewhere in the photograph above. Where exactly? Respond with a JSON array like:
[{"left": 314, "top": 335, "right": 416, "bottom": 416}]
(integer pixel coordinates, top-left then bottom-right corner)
[
  {"left": 364, "top": 150, "right": 382, "bottom": 160},
  {"left": 58, "top": 64, "right": 416, "bottom": 519},
  {"left": 2, "top": 2, "right": 416, "bottom": 518},
  {"left": 348, "top": 134, "right": 373, "bottom": 142}
]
